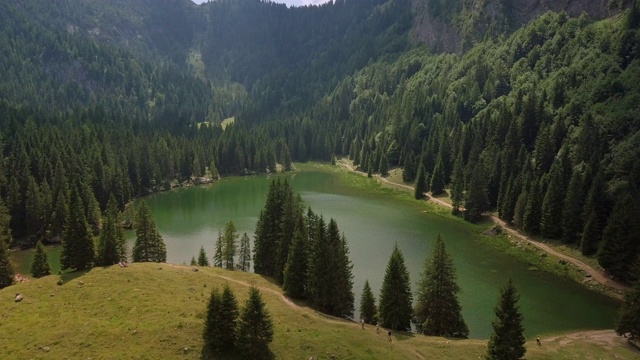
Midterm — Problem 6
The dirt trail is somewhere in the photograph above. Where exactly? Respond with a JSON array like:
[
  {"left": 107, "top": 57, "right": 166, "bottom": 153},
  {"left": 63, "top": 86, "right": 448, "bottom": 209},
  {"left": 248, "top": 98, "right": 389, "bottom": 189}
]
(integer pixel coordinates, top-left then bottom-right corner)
[
  {"left": 170, "top": 264, "right": 425, "bottom": 359},
  {"left": 338, "top": 161, "right": 628, "bottom": 298}
]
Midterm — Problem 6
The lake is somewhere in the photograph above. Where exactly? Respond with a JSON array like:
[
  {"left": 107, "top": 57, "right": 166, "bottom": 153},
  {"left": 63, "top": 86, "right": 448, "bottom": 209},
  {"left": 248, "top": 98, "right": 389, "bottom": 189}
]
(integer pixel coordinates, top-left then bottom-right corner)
[{"left": 10, "top": 166, "right": 620, "bottom": 338}]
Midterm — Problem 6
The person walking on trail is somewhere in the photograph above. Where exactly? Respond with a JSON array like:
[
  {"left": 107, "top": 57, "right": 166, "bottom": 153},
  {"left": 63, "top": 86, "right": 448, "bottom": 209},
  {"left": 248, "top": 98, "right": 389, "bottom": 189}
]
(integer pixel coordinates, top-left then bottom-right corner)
[
  {"left": 361, "top": 319, "right": 365, "bottom": 329},
  {"left": 376, "top": 323, "right": 380, "bottom": 336},
  {"left": 388, "top": 330, "right": 392, "bottom": 342},
  {"left": 536, "top": 335, "right": 541, "bottom": 346}
]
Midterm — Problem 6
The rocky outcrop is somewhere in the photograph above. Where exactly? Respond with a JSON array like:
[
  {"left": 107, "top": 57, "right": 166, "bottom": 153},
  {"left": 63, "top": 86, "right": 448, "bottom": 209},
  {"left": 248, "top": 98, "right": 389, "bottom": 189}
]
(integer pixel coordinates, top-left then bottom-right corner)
[{"left": 412, "top": 0, "right": 629, "bottom": 53}]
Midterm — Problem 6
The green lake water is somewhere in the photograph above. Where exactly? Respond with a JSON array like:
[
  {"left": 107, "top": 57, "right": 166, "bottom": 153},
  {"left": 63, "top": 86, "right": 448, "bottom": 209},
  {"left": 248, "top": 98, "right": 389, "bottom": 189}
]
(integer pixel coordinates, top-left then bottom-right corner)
[{"left": 11, "top": 168, "right": 620, "bottom": 338}]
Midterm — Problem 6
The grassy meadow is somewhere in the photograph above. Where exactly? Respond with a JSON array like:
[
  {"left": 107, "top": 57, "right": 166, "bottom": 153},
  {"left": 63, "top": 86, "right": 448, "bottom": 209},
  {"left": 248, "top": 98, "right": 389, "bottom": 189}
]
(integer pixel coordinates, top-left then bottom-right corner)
[{"left": 1, "top": 263, "right": 637, "bottom": 359}]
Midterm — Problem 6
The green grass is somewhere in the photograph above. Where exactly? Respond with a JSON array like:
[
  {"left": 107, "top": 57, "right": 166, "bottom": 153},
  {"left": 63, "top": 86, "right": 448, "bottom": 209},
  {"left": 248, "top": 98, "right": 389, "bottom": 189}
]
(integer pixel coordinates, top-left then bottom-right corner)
[{"left": 1, "top": 264, "right": 637, "bottom": 359}]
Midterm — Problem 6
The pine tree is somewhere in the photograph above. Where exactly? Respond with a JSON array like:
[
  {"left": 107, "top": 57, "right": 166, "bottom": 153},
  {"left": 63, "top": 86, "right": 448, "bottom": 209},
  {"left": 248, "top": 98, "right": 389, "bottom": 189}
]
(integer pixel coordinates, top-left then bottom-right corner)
[
  {"left": 30, "top": 241, "right": 50, "bottom": 278},
  {"left": 597, "top": 190, "right": 640, "bottom": 281},
  {"left": 238, "top": 233, "right": 251, "bottom": 272},
  {"left": 223, "top": 221, "right": 238, "bottom": 270},
  {"left": 430, "top": 156, "right": 446, "bottom": 196},
  {"left": 413, "top": 234, "right": 468, "bottom": 338},
  {"left": 403, "top": 152, "right": 417, "bottom": 183},
  {"left": 522, "top": 179, "right": 542, "bottom": 235},
  {"left": 580, "top": 172, "right": 609, "bottom": 255},
  {"left": 562, "top": 167, "right": 586, "bottom": 244},
  {"left": 219, "top": 284, "right": 240, "bottom": 351},
  {"left": 213, "top": 230, "right": 223, "bottom": 267},
  {"left": 359, "top": 280, "right": 377, "bottom": 324},
  {"left": 96, "top": 195, "right": 120, "bottom": 266},
  {"left": 414, "top": 163, "right": 427, "bottom": 200},
  {"left": 450, "top": 156, "right": 465, "bottom": 214},
  {"left": 61, "top": 184, "right": 94, "bottom": 271},
  {"left": 485, "top": 279, "right": 526, "bottom": 360},
  {"left": 132, "top": 201, "right": 166, "bottom": 263},
  {"left": 0, "top": 237, "right": 15, "bottom": 289},
  {"left": 203, "top": 288, "right": 225, "bottom": 356},
  {"left": 190, "top": 256, "right": 197, "bottom": 266},
  {"left": 236, "top": 287, "right": 274, "bottom": 358},
  {"left": 464, "top": 163, "right": 489, "bottom": 222},
  {"left": 616, "top": 260, "right": 640, "bottom": 341},
  {"left": 379, "top": 244, "right": 413, "bottom": 331},
  {"left": 379, "top": 153, "right": 389, "bottom": 176},
  {"left": 540, "top": 161, "right": 566, "bottom": 239},
  {"left": 283, "top": 226, "right": 307, "bottom": 299},
  {"left": 198, "top": 246, "right": 210, "bottom": 266}
]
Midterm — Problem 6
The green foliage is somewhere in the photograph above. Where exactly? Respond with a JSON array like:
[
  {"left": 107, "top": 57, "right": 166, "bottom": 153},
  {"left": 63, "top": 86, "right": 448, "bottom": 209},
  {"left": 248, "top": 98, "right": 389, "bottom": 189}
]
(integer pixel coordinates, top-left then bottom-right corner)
[
  {"left": 0, "top": 236, "right": 14, "bottom": 289},
  {"left": 413, "top": 234, "right": 468, "bottom": 338},
  {"left": 485, "top": 278, "right": 526, "bottom": 360},
  {"left": 430, "top": 156, "right": 446, "bottom": 196},
  {"left": 238, "top": 233, "right": 251, "bottom": 272},
  {"left": 236, "top": 287, "right": 274, "bottom": 358},
  {"left": 202, "top": 284, "right": 239, "bottom": 356},
  {"left": 198, "top": 246, "right": 210, "bottom": 267},
  {"left": 222, "top": 221, "right": 238, "bottom": 270},
  {"left": 61, "top": 185, "right": 94, "bottom": 271},
  {"left": 96, "top": 195, "right": 124, "bottom": 267},
  {"left": 283, "top": 227, "right": 307, "bottom": 299},
  {"left": 359, "top": 280, "right": 377, "bottom": 324},
  {"left": 213, "top": 231, "right": 223, "bottom": 268},
  {"left": 379, "top": 244, "right": 413, "bottom": 331},
  {"left": 132, "top": 201, "right": 166, "bottom": 263},
  {"left": 616, "top": 260, "right": 640, "bottom": 341},
  {"left": 30, "top": 241, "right": 51, "bottom": 278},
  {"left": 414, "top": 164, "right": 427, "bottom": 200}
]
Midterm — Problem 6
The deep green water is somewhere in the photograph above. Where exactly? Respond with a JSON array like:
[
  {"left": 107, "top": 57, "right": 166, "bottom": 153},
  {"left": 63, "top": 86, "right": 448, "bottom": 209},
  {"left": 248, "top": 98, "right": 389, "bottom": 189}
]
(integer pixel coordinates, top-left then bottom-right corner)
[{"left": 11, "top": 169, "right": 620, "bottom": 338}]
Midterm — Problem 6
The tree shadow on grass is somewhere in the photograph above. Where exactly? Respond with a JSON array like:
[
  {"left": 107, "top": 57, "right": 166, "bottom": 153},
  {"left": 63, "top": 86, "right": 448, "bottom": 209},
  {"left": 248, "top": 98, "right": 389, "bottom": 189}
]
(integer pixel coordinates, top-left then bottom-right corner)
[
  {"left": 394, "top": 330, "right": 416, "bottom": 342},
  {"left": 200, "top": 346, "right": 274, "bottom": 360},
  {"left": 59, "top": 269, "right": 90, "bottom": 285}
]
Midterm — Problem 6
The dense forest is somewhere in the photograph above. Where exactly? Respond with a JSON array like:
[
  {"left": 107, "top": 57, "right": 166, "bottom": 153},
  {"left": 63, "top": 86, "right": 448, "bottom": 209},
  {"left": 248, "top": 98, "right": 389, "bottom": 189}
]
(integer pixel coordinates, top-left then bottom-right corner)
[{"left": 0, "top": 0, "right": 639, "bottom": 290}]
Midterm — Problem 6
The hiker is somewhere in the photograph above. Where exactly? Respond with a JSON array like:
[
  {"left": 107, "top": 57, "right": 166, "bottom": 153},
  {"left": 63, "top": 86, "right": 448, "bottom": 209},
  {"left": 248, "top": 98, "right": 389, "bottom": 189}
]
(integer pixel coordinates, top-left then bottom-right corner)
[
  {"left": 361, "top": 319, "right": 365, "bottom": 329},
  {"left": 536, "top": 335, "right": 541, "bottom": 345},
  {"left": 388, "top": 330, "right": 392, "bottom": 341},
  {"left": 376, "top": 323, "right": 380, "bottom": 335}
]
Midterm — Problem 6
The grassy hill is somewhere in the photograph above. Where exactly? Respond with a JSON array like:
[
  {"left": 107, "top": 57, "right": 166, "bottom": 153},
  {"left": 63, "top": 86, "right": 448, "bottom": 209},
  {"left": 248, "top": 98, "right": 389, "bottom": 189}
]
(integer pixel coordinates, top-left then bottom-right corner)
[{"left": 1, "top": 263, "right": 638, "bottom": 359}]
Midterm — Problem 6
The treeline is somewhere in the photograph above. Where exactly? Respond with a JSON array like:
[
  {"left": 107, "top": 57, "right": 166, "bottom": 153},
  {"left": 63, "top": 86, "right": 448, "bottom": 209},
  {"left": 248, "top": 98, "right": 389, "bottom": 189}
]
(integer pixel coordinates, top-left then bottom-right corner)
[
  {"left": 253, "top": 179, "right": 355, "bottom": 319},
  {"left": 302, "top": 7, "right": 640, "bottom": 282}
]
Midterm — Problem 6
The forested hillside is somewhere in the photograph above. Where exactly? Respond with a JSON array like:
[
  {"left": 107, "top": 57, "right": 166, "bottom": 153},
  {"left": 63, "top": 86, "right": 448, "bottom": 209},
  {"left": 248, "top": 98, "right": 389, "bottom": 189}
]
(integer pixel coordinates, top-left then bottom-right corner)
[{"left": 0, "top": 0, "right": 639, "bottom": 286}]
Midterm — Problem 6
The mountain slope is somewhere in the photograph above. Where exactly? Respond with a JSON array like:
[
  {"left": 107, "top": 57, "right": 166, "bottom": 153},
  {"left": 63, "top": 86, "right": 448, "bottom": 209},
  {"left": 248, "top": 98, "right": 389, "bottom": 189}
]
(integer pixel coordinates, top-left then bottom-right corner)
[{"left": 0, "top": 263, "right": 638, "bottom": 359}]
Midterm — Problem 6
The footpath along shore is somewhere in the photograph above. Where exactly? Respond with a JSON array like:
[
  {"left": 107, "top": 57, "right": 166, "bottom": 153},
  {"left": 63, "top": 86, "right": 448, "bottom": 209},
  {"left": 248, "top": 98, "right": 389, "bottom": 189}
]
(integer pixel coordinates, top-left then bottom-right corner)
[{"left": 337, "top": 159, "right": 627, "bottom": 300}]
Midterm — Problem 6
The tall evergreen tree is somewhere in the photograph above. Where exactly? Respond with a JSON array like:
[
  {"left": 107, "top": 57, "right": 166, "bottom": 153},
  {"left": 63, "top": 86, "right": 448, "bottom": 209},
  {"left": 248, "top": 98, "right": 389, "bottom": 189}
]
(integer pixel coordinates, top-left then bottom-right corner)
[
  {"left": 213, "top": 230, "right": 223, "bottom": 267},
  {"left": 616, "top": 260, "right": 640, "bottom": 341},
  {"left": 61, "top": 184, "right": 94, "bottom": 271},
  {"left": 30, "top": 241, "right": 51, "bottom": 278},
  {"left": 597, "top": 189, "right": 640, "bottom": 281},
  {"left": 254, "top": 179, "right": 285, "bottom": 276},
  {"left": 198, "top": 245, "right": 210, "bottom": 267},
  {"left": 540, "top": 161, "right": 566, "bottom": 239},
  {"left": 236, "top": 287, "right": 274, "bottom": 358},
  {"left": 0, "top": 237, "right": 15, "bottom": 289},
  {"left": 562, "top": 166, "right": 586, "bottom": 244},
  {"left": 379, "top": 244, "right": 413, "bottom": 331},
  {"left": 414, "top": 163, "right": 427, "bottom": 200},
  {"left": 359, "top": 280, "right": 377, "bottom": 325},
  {"left": 379, "top": 153, "right": 389, "bottom": 176},
  {"left": 430, "top": 156, "right": 446, "bottom": 196},
  {"left": 580, "top": 172, "right": 609, "bottom": 255},
  {"left": 450, "top": 156, "right": 465, "bottom": 214},
  {"left": 219, "top": 284, "right": 240, "bottom": 352},
  {"left": 465, "top": 163, "right": 489, "bottom": 222},
  {"left": 283, "top": 226, "right": 307, "bottom": 299},
  {"left": 203, "top": 288, "right": 225, "bottom": 356},
  {"left": 238, "top": 233, "right": 251, "bottom": 272},
  {"left": 413, "top": 234, "right": 468, "bottom": 338},
  {"left": 132, "top": 201, "right": 166, "bottom": 263},
  {"left": 485, "top": 279, "right": 526, "bottom": 360},
  {"left": 522, "top": 179, "right": 542, "bottom": 235},
  {"left": 96, "top": 195, "right": 121, "bottom": 266},
  {"left": 223, "top": 221, "right": 238, "bottom": 270}
]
